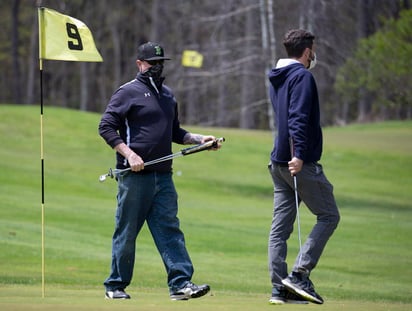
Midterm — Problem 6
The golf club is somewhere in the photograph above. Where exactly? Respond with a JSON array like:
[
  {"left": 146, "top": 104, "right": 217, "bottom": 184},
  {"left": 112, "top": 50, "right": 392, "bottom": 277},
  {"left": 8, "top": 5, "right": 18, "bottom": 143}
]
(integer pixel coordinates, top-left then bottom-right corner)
[
  {"left": 290, "top": 137, "right": 303, "bottom": 266},
  {"left": 99, "top": 137, "right": 225, "bottom": 182}
]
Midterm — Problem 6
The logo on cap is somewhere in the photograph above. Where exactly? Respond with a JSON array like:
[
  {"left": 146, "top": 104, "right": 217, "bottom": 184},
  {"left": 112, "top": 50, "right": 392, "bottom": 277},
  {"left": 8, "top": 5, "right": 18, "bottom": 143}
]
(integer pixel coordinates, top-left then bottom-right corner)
[{"left": 155, "top": 46, "right": 162, "bottom": 56}]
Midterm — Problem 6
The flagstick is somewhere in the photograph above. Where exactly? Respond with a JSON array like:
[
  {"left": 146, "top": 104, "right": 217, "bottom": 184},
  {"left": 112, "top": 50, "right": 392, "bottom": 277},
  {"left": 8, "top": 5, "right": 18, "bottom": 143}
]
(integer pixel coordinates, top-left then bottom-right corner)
[
  {"left": 39, "top": 58, "right": 45, "bottom": 298},
  {"left": 38, "top": 7, "right": 46, "bottom": 298},
  {"left": 36, "top": 6, "right": 103, "bottom": 298}
]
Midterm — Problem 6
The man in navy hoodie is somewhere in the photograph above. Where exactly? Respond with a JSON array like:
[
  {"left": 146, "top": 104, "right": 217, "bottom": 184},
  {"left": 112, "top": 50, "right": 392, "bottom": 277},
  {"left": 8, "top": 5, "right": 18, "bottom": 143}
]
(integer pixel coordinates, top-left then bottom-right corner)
[
  {"left": 267, "top": 29, "right": 340, "bottom": 305},
  {"left": 99, "top": 42, "right": 219, "bottom": 301}
]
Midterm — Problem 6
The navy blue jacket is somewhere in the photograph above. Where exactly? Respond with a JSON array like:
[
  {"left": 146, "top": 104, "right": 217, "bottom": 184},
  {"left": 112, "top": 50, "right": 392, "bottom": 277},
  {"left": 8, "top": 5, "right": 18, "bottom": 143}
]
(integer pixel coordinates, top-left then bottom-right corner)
[
  {"left": 268, "top": 61, "right": 322, "bottom": 164},
  {"left": 99, "top": 73, "right": 188, "bottom": 172}
]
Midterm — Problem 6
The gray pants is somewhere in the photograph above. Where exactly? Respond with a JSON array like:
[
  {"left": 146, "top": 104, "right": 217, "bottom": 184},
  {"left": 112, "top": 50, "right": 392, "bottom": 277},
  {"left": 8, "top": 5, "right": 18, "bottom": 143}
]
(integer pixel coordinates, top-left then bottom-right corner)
[{"left": 268, "top": 162, "right": 340, "bottom": 288}]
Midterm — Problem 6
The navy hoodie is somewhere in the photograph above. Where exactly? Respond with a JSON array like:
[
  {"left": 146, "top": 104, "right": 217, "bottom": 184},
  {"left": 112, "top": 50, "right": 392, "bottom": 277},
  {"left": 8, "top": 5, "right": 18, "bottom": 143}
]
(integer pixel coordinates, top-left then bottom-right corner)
[
  {"left": 99, "top": 73, "right": 188, "bottom": 172},
  {"left": 268, "top": 60, "right": 322, "bottom": 164}
]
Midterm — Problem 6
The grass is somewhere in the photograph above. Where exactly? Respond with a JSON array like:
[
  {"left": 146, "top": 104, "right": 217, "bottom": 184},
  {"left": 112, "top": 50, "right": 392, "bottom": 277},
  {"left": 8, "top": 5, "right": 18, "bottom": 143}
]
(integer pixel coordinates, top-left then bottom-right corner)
[{"left": 0, "top": 104, "right": 411, "bottom": 310}]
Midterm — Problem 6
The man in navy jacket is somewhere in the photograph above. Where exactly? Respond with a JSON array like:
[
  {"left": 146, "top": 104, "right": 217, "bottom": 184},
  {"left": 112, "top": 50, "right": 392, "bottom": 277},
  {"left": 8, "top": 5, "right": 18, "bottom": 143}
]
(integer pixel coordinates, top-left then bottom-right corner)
[
  {"left": 267, "top": 30, "right": 340, "bottom": 305},
  {"left": 99, "top": 42, "right": 219, "bottom": 301}
]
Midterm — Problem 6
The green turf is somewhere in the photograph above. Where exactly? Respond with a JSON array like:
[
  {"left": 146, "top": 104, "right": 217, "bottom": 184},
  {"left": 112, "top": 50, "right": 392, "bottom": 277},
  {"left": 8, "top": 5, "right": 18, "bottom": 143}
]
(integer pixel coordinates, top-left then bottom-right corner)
[{"left": 0, "top": 104, "right": 411, "bottom": 310}]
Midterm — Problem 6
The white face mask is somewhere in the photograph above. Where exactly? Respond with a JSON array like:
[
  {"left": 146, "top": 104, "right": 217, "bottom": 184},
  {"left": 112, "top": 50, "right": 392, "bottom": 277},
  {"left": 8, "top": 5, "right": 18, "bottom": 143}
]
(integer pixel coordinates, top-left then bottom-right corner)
[{"left": 308, "top": 52, "right": 317, "bottom": 70}]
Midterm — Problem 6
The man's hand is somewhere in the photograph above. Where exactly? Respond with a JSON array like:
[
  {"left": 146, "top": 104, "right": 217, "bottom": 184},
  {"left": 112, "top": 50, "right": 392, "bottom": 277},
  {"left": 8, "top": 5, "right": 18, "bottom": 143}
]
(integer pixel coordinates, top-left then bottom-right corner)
[
  {"left": 201, "top": 135, "right": 221, "bottom": 150},
  {"left": 184, "top": 133, "right": 222, "bottom": 150},
  {"left": 127, "top": 152, "right": 145, "bottom": 172},
  {"left": 114, "top": 143, "right": 145, "bottom": 172},
  {"left": 288, "top": 157, "right": 303, "bottom": 175}
]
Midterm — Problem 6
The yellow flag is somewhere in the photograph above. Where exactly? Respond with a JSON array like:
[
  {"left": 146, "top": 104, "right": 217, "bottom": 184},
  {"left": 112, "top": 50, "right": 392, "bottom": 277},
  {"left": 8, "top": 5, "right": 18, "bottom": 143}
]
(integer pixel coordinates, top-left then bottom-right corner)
[
  {"left": 182, "top": 50, "right": 203, "bottom": 68},
  {"left": 38, "top": 7, "right": 103, "bottom": 62}
]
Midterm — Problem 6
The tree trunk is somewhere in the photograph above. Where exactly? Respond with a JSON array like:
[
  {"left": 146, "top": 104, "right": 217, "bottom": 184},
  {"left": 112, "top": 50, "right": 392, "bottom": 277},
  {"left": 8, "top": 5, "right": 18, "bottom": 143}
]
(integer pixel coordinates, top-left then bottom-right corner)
[
  {"left": 299, "top": 0, "right": 314, "bottom": 31},
  {"left": 26, "top": 5, "right": 38, "bottom": 105},
  {"left": 239, "top": 2, "right": 255, "bottom": 129},
  {"left": 264, "top": 0, "right": 276, "bottom": 132},
  {"left": 184, "top": 19, "right": 198, "bottom": 125},
  {"left": 150, "top": 0, "right": 161, "bottom": 41},
  {"left": 357, "top": 0, "right": 372, "bottom": 122},
  {"left": 217, "top": 42, "right": 229, "bottom": 126},
  {"left": 11, "top": 0, "right": 21, "bottom": 104},
  {"left": 80, "top": 63, "right": 88, "bottom": 111}
]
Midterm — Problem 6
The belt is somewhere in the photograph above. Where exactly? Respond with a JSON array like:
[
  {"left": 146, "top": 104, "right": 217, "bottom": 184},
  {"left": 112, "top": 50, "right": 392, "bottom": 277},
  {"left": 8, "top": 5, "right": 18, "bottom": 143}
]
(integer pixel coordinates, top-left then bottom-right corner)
[{"left": 272, "top": 161, "right": 288, "bottom": 167}]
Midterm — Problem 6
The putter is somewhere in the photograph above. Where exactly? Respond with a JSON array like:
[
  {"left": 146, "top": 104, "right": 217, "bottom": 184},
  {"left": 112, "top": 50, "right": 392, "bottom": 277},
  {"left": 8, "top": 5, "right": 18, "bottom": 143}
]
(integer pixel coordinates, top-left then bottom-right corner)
[
  {"left": 290, "top": 138, "right": 303, "bottom": 266},
  {"left": 99, "top": 137, "right": 225, "bottom": 182}
]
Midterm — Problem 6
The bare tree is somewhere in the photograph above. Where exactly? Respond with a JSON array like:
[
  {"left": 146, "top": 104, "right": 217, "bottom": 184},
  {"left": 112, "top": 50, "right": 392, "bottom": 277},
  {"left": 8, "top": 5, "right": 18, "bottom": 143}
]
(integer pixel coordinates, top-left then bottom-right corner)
[
  {"left": 239, "top": 2, "right": 258, "bottom": 128},
  {"left": 11, "top": 0, "right": 21, "bottom": 104},
  {"left": 260, "top": 0, "right": 276, "bottom": 132},
  {"left": 2, "top": 0, "right": 410, "bottom": 126},
  {"left": 26, "top": 2, "right": 39, "bottom": 105},
  {"left": 356, "top": 0, "right": 373, "bottom": 122}
]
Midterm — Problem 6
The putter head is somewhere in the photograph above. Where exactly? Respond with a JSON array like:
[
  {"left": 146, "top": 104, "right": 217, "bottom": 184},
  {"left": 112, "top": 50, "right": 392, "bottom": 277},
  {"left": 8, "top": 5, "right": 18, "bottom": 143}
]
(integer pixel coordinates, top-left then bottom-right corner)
[{"left": 99, "top": 168, "right": 114, "bottom": 182}]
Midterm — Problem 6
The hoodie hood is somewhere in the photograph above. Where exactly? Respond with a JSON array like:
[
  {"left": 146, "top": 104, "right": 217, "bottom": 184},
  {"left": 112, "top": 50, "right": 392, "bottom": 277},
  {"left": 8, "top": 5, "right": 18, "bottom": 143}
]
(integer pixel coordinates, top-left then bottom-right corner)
[{"left": 269, "top": 59, "right": 304, "bottom": 89}]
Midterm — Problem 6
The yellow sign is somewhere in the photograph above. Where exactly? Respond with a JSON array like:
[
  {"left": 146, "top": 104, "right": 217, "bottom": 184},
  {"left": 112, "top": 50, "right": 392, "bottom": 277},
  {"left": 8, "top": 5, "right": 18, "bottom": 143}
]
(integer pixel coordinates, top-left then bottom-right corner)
[{"left": 182, "top": 50, "right": 203, "bottom": 68}]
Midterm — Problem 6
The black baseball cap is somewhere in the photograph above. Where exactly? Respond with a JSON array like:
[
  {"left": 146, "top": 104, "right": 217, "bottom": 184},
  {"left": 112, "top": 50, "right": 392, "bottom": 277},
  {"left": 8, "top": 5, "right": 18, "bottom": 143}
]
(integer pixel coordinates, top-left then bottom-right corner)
[{"left": 137, "top": 42, "right": 171, "bottom": 61}]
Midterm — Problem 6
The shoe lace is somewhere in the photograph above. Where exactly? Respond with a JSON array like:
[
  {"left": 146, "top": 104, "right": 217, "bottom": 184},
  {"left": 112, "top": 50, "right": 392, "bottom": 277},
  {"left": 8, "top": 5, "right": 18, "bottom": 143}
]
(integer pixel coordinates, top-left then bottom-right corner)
[
  {"left": 187, "top": 281, "right": 195, "bottom": 287},
  {"left": 294, "top": 273, "right": 315, "bottom": 291},
  {"left": 302, "top": 277, "right": 315, "bottom": 291}
]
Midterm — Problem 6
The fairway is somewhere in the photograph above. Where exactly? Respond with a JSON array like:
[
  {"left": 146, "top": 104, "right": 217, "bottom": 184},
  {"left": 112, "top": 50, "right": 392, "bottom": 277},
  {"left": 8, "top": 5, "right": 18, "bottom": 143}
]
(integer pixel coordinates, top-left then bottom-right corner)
[
  {"left": 0, "top": 105, "right": 411, "bottom": 310},
  {"left": 0, "top": 287, "right": 410, "bottom": 311}
]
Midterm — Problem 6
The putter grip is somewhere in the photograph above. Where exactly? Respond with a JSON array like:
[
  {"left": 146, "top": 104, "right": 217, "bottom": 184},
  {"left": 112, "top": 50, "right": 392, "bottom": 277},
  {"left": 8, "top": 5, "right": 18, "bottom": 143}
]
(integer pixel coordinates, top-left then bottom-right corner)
[
  {"left": 181, "top": 137, "right": 224, "bottom": 156},
  {"left": 289, "top": 137, "right": 294, "bottom": 159}
]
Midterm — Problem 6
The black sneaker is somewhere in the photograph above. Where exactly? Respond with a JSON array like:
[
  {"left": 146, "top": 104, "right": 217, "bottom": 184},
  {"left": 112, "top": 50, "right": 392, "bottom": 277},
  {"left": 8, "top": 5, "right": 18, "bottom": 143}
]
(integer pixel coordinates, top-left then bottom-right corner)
[
  {"left": 284, "top": 291, "right": 310, "bottom": 304},
  {"left": 282, "top": 272, "right": 324, "bottom": 304},
  {"left": 105, "top": 289, "right": 131, "bottom": 299},
  {"left": 268, "top": 287, "right": 286, "bottom": 305},
  {"left": 170, "top": 282, "right": 210, "bottom": 300},
  {"left": 269, "top": 287, "right": 309, "bottom": 305}
]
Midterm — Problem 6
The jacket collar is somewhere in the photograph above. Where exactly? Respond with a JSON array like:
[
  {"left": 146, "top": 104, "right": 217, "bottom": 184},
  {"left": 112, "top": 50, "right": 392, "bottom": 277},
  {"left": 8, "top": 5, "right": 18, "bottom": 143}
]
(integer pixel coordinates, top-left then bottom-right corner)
[{"left": 136, "top": 72, "right": 165, "bottom": 94}]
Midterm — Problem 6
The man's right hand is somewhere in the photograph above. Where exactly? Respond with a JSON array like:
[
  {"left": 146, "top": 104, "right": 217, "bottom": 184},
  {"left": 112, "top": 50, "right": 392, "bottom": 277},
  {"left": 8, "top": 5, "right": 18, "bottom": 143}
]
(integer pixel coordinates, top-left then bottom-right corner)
[
  {"left": 114, "top": 143, "right": 145, "bottom": 172},
  {"left": 288, "top": 157, "right": 303, "bottom": 176},
  {"left": 127, "top": 152, "right": 145, "bottom": 172}
]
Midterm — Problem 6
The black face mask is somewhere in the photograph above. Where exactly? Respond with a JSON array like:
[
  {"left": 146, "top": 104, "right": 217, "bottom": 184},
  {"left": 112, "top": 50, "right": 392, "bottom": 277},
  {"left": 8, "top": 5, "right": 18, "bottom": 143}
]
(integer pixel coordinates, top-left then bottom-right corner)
[{"left": 146, "top": 63, "right": 164, "bottom": 80}]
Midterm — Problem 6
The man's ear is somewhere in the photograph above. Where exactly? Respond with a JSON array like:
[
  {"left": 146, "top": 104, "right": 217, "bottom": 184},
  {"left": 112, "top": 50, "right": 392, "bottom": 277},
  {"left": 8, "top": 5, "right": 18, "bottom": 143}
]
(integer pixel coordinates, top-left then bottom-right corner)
[
  {"left": 136, "top": 59, "right": 143, "bottom": 72},
  {"left": 304, "top": 47, "right": 311, "bottom": 59}
]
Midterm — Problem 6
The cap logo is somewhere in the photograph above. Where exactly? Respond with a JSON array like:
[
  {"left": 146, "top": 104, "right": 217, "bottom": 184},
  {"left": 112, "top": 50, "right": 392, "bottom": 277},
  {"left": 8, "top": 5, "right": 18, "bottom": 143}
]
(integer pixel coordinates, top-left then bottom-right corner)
[{"left": 154, "top": 46, "right": 162, "bottom": 56}]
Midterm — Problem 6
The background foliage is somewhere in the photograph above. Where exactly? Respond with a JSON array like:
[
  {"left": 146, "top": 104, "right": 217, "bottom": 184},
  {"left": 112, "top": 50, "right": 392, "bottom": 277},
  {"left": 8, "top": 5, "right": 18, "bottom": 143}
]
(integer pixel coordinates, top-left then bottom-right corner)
[
  {"left": 1, "top": 0, "right": 411, "bottom": 129},
  {"left": 335, "top": 9, "right": 412, "bottom": 122}
]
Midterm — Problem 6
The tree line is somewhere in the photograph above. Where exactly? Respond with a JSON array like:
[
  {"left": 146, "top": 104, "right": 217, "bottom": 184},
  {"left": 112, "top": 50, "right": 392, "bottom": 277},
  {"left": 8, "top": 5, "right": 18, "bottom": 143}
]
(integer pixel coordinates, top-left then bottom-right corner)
[{"left": 2, "top": 0, "right": 411, "bottom": 129}]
